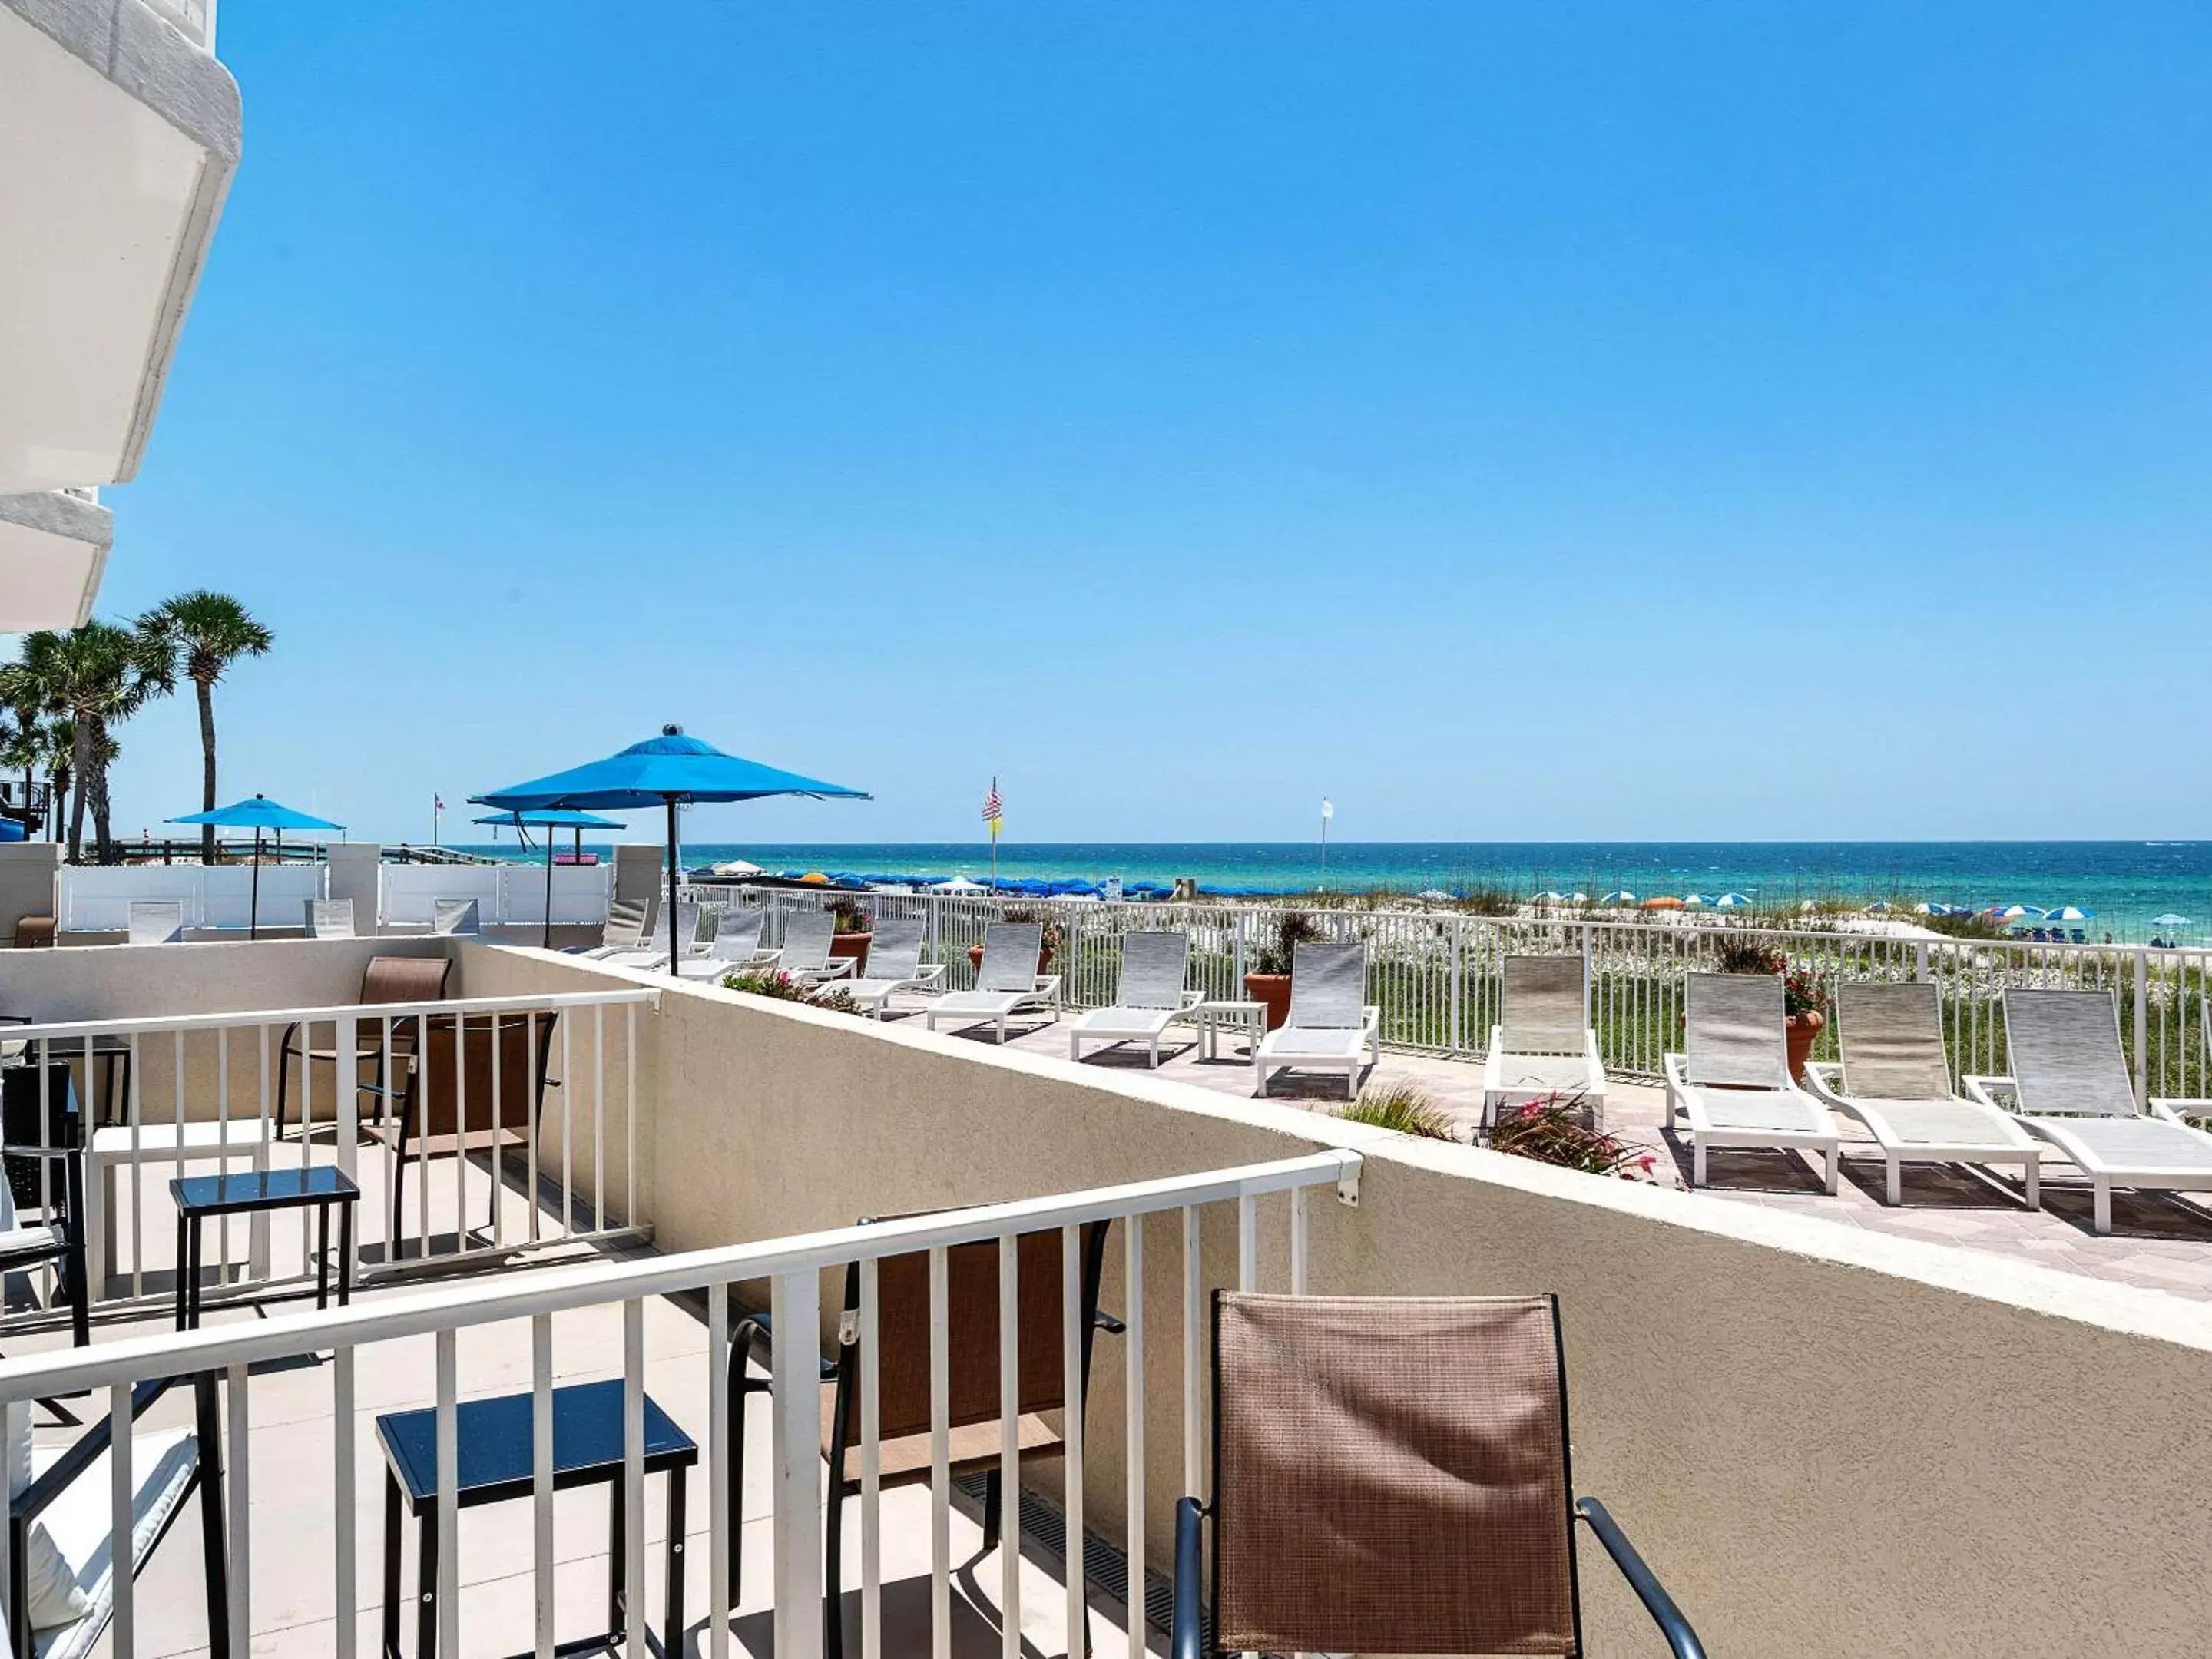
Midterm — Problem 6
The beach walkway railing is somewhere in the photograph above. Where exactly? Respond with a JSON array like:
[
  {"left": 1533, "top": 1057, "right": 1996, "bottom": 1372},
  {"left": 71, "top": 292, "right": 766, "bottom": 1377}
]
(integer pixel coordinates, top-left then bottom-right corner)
[{"left": 720, "top": 886, "right": 2212, "bottom": 1104}]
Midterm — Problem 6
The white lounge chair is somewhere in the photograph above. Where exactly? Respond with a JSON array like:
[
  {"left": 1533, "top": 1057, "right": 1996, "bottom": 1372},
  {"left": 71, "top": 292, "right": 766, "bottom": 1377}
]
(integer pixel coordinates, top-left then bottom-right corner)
[
  {"left": 1664, "top": 973, "right": 1843, "bottom": 1191},
  {"left": 1803, "top": 981, "right": 2041, "bottom": 1207},
  {"left": 923, "top": 922, "right": 1058, "bottom": 1043},
  {"left": 429, "top": 896, "right": 482, "bottom": 938},
  {"left": 1964, "top": 988, "right": 2212, "bottom": 1234},
  {"left": 1068, "top": 930, "right": 1200, "bottom": 1066},
  {"left": 826, "top": 916, "right": 943, "bottom": 1016},
  {"left": 303, "top": 897, "right": 355, "bottom": 939},
  {"left": 775, "top": 909, "right": 859, "bottom": 989},
  {"left": 677, "top": 908, "right": 780, "bottom": 982},
  {"left": 124, "top": 902, "right": 183, "bottom": 945},
  {"left": 595, "top": 899, "right": 705, "bottom": 972},
  {"left": 574, "top": 897, "right": 651, "bottom": 959},
  {"left": 1482, "top": 955, "right": 1607, "bottom": 1129},
  {"left": 1254, "top": 941, "right": 1380, "bottom": 1100}
]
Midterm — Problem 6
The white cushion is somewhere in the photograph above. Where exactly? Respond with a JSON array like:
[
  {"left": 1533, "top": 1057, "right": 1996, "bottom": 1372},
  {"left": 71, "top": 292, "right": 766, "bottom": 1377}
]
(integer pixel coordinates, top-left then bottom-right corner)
[
  {"left": 7, "top": 1403, "right": 90, "bottom": 1637},
  {"left": 31, "top": 1428, "right": 198, "bottom": 1659}
]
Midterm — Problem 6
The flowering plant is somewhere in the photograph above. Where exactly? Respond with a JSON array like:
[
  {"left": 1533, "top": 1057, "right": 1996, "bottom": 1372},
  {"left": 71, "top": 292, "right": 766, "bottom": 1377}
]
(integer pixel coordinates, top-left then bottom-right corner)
[
  {"left": 1712, "top": 937, "right": 1830, "bottom": 1017},
  {"left": 1781, "top": 964, "right": 1830, "bottom": 1018},
  {"left": 1488, "top": 1094, "right": 1657, "bottom": 1181}
]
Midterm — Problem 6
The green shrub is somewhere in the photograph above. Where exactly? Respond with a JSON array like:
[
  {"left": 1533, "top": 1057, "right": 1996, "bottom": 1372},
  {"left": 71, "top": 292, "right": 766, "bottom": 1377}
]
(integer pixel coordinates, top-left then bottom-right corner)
[
  {"left": 1338, "top": 1080, "right": 1459, "bottom": 1141},
  {"left": 1249, "top": 909, "right": 1323, "bottom": 975}
]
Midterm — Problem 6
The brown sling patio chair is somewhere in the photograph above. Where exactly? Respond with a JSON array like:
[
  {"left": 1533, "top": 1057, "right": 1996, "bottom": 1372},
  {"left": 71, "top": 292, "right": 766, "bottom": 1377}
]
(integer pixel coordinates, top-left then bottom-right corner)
[
  {"left": 1174, "top": 1292, "right": 1704, "bottom": 1659},
  {"left": 365, "top": 1007, "right": 561, "bottom": 1253},
  {"left": 274, "top": 954, "right": 454, "bottom": 1140},
  {"left": 727, "top": 1214, "right": 1119, "bottom": 1659}
]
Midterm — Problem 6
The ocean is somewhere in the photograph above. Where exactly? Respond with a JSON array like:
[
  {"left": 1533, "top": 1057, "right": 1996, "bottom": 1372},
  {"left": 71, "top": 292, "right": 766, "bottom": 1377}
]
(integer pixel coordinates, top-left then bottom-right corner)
[{"left": 450, "top": 839, "right": 2212, "bottom": 943}]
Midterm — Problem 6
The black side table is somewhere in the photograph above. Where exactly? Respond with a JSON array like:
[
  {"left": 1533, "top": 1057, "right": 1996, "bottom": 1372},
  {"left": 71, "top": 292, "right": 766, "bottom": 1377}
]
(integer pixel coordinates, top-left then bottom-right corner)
[
  {"left": 376, "top": 1378, "right": 698, "bottom": 1658},
  {"left": 170, "top": 1165, "right": 359, "bottom": 1330}
]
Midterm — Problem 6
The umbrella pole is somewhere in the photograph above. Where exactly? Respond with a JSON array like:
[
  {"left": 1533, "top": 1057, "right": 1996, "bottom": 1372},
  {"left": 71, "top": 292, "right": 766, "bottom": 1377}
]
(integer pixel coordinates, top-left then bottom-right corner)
[
  {"left": 249, "top": 828, "right": 262, "bottom": 941},
  {"left": 543, "top": 820, "right": 555, "bottom": 950},
  {"left": 666, "top": 797, "right": 681, "bottom": 979}
]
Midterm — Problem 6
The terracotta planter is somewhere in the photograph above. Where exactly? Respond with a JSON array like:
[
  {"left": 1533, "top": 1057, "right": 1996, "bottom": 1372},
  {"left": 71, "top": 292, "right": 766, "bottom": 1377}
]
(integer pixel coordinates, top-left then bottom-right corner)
[
  {"left": 1784, "top": 1009, "right": 1825, "bottom": 1082},
  {"left": 968, "top": 942, "right": 1054, "bottom": 976},
  {"left": 1243, "top": 972, "right": 1292, "bottom": 1031},
  {"left": 830, "top": 931, "right": 872, "bottom": 976}
]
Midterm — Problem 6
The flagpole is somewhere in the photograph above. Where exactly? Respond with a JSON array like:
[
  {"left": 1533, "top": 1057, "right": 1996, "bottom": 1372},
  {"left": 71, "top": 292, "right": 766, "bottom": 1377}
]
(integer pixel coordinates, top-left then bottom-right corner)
[
  {"left": 989, "top": 774, "right": 999, "bottom": 891},
  {"left": 1320, "top": 798, "right": 1330, "bottom": 891}
]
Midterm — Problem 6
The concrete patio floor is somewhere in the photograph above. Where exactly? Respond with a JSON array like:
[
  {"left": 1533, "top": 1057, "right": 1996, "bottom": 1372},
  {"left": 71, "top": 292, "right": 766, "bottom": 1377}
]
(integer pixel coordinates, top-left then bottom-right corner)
[{"left": 904, "top": 999, "right": 2212, "bottom": 1304}]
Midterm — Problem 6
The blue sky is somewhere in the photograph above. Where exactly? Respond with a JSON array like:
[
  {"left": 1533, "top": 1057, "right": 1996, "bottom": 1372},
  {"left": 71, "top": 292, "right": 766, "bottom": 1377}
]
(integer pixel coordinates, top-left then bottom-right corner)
[{"left": 84, "top": 2, "right": 2212, "bottom": 846}]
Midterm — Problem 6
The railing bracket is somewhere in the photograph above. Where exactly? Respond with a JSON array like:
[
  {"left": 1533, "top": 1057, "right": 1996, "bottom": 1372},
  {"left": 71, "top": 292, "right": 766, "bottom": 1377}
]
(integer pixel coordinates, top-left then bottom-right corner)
[{"left": 1335, "top": 1151, "right": 1363, "bottom": 1207}]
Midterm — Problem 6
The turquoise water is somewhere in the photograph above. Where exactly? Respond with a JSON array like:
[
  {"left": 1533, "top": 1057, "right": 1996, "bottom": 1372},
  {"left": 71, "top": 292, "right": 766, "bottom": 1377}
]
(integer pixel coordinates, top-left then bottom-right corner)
[{"left": 451, "top": 839, "right": 2212, "bottom": 942}]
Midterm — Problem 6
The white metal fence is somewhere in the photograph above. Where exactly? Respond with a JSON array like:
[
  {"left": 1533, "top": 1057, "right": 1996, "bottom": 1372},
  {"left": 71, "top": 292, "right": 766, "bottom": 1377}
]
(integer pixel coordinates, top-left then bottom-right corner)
[
  {"left": 721, "top": 886, "right": 2212, "bottom": 1101},
  {"left": 0, "top": 1148, "right": 1360, "bottom": 1659},
  {"left": 5, "top": 985, "right": 657, "bottom": 1323}
]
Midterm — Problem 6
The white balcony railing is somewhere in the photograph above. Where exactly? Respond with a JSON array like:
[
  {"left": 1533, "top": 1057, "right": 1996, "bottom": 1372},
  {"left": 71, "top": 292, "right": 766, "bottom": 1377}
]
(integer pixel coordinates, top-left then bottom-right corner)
[
  {"left": 0, "top": 1149, "right": 1360, "bottom": 1659},
  {"left": 6, "top": 985, "right": 657, "bottom": 1322},
  {"left": 141, "top": 0, "right": 215, "bottom": 50}
]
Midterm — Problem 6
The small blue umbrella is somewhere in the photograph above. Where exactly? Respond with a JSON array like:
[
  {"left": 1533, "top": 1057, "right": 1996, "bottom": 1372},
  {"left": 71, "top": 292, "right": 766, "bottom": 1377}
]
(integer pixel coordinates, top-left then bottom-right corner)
[
  {"left": 2151, "top": 912, "right": 2194, "bottom": 928},
  {"left": 2044, "top": 905, "right": 2092, "bottom": 923},
  {"left": 1714, "top": 892, "right": 1752, "bottom": 908},
  {"left": 1600, "top": 889, "right": 1637, "bottom": 905},
  {"left": 472, "top": 808, "right": 626, "bottom": 945},
  {"left": 474, "top": 725, "right": 868, "bottom": 973},
  {"left": 167, "top": 793, "right": 345, "bottom": 939}
]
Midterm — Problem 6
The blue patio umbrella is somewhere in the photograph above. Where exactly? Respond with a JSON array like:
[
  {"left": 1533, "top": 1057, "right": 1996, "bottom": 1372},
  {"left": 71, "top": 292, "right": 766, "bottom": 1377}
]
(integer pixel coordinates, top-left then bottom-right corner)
[
  {"left": 167, "top": 793, "right": 345, "bottom": 939},
  {"left": 472, "top": 725, "right": 869, "bottom": 974},
  {"left": 472, "top": 807, "right": 627, "bottom": 946},
  {"left": 2044, "top": 904, "right": 2093, "bottom": 923}
]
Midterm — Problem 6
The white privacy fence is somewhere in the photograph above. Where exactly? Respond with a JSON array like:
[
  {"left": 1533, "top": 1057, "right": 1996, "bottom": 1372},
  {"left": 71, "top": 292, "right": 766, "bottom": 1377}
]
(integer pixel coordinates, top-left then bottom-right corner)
[
  {"left": 379, "top": 862, "right": 612, "bottom": 928},
  {"left": 0, "top": 1148, "right": 1362, "bottom": 1659},
  {"left": 5, "top": 985, "right": 657, "bottom": 1321},
  {"left": 58, "top": 864, "right": 326, "bottom": 932},
  {"left": 723, "top": 886, "right": 2212, "bottom": 1101}
]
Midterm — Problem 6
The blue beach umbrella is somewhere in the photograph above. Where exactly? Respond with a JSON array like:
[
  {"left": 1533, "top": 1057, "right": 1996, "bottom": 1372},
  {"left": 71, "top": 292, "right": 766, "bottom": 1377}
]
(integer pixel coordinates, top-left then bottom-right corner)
[
  {"left": 2044, "top": 905, "right": 2093, "bottom": 923},
  {"left": 1714, "top": 892, "right": 1752, "bottom": 908},
  {"left": 2151, "top": 912, "right": 2194, "bottom": 928},
  {"left": 474, "top": 725, "right": 869, "bottom": 974},
  {"left": 1681, "top": 893, "right": 1710, "bottom": 909},
  {"left": 1600, "top": 890, "right": 1637, "bottom": 905},
  {"left": 472, "top": 807, "right": 626, "bottom": 946},
  {"left": 167, "top": 793, "right": 345, "bottom": 940}
]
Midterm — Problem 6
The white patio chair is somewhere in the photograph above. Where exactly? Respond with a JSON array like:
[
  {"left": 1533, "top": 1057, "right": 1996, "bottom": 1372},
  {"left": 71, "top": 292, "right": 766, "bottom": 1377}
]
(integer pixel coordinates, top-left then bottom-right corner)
[
  {"left": 1803, "top": 981, "right": 2041, "bottom": 1207},
  {"left": 303, "top": 898, "right": 355, "bottom": 939},
  {"left": 595, "top": 899, "right": 705, "bottom": 971},
  {"left": 774, "top": 909, "right": 858, "bottom": 988},
  {"left": 1664, "top": 973, "right": 1843, "bottom": 1191},
  {"left": 428, "top": 896, "right": 481, "bottom": 937},
  {"left": 1254, "top": 941, "right": 1381, "bottom": 1100},
  {"left": 678, "top": 908, "right": 780, "bottom": 982},
  {"left": 124, "top": 901, "right": 183, "bottom": 945},
  {"left": 923, "top": 923, "right": 1058, "bottom": 1043},
  {"left": 1963, "top": 988, "right": 2212, "bottom": 1234},
  {"left": 1481, "top": 955, "right": 1607, "bottom": 1129},
  {"left": 574, "top": 896, "right": 651, "bottom": 959},
  {"left": 1068, "top": 930, "right": 1199, "bottom": 1066},
  {"left": 825, "top": 916, "right": 943, "bottom": 1016}
]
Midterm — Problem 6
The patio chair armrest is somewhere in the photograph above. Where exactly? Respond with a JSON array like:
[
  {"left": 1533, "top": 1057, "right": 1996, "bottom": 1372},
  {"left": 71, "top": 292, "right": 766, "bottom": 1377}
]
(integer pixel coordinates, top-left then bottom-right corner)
[
  {"left": 1574, "top": 1497, "right": 1706, "bottom": 1658},
  {"left": 912, "top": 964, "right": 946, "bottom": 990},
  {"left": 1178, "top": 990, "right": 1207, "bottom": 1010},
  {"left": 1800, "top": 1062, "right": 1849, "bottom": 1111},
  {"left": 1091, "top": 1308, "right": 1126, "bottom": 1336},
  {"left": 2148, "top": 1097, "right": 2212, "bottom": 1125},
  {"left": 1959, "top": 1075, "right": 2015, "bottom": 1112},
  {"left": 731, "top": 1312, "right": 836, "bottom": 1384},
  {"left": 1034, "top": 975, "right": 1063, "bottom": 1001},
  {"left": 0, "top": 1014, "right": 31, "bottom": 1025},
  {"left": 1362, "top": 1005, "right": 1381, "bottom": 1030},
  {"left": 1172, "top": 1496, "right": 1207, "bottom": 1659}
]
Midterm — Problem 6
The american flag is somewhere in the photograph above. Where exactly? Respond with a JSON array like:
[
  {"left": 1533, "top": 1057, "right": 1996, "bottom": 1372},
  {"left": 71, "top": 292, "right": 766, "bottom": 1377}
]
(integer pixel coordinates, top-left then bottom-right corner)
[
  {"left": 981, "top": 784, "right": 1002, "bottom": 825},
  {"left": 434, "top": 794, "right": 445, "bottom": 811}
]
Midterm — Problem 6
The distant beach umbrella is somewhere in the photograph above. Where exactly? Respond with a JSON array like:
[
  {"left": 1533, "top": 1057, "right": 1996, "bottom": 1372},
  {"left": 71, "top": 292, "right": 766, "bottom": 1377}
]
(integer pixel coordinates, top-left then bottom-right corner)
[
  {"left": 166, "top": 793, "right": 345, "bottom": 940},
  {"left": 1569, "top": 892, "right": 1588, "bottom": 903},
  {"left": 1600, "top": 890, "right": 1637, "bottom": 905},
  {"left": 1866, "top": 900, "right": 1891, "bottom": 912},
  {"left": 1714, "top": 892, "right": 1751, "bottom": 908},
  {"left": 1416, "top": 888, "right": 1454, "bottom": 902},
  {"left": 1531, "top": 891, "right": 1565, "bottom": 903},
  {"left": 1642, "top": 896, "right": 1684, "bottom": 909},
  {"left": 473, "top": 726, "right": 867, "bottom": 974},
  {"left": 2151, "top": 912, "right": 2194, "bottom": 928},
  {"left": 2044, "top": 905, "right": 2093, "bottom": 922},
  {"left": 1681, "top": 893, "right": 1709, "bottom": 909},
  {"left": 799, "top": 872, "right": 832, "bottom": 886},
  {"left": 939, "top": 876, "right": 986, "bottom": 893},
  {"left": 1991, "top": 904, "right": 2041, "bottom": 922}
]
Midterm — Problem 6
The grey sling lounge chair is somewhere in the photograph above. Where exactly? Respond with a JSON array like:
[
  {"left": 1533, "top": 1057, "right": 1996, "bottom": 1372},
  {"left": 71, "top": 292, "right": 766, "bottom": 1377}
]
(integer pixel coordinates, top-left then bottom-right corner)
[
  {"left": 824, "top": 916, "right": 941, "bottom": 1015},
  {"left": 676, "top": 908, "right": 777, "bottom": 982},
  {"left": 1664, "top": 973, "right": 1843, "bottom": 1191},
  {"left": 125, "top": 902, "right": 184, "bottom": 945},
  {"left": 1481, "top": 955, "right": 1608, "bottom": 1129},
  {"left": 922, "top": 923, "right": 1057, "bottom": 1042},
  {"left": 1803, "top": 981, "right": 2041, "bottom": 1207},
  {"left": 428, "top": 896, "right": 481, "bottom": 938},
  {"left": 773, "top": 909, "right": 857, "bottom": 988},
  {"left": 573, "top": 897, "right": 650, "bottom": 959},
  {"left": 1068, "top": 930, "right": 1199, "bottom": 1065},
  {"left": 1964, "top": 988, "right": 2212, "bottom": 1234},
  {"left": 302, "top": 898, "right": 355, "bottom": 939},
  {"left": 1253, "top": 941, "right": 1380, "bottom": 1099}
]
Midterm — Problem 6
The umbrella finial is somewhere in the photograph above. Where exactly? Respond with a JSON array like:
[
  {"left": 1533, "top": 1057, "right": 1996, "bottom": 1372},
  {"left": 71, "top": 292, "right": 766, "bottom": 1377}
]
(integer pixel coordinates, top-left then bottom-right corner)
[{"left": 662, "top": 722, "right": 683, "bottom": 737}]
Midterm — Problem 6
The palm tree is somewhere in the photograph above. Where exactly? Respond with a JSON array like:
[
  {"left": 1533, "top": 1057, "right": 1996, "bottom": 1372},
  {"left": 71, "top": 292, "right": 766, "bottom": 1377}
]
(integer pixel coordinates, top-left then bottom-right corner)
[
  {"left": 141, "top": 592, "right": 273, "bottom": 864},
  {"left": 11, "top": 624, "right": 173, "bottom": 863},
  {"left": 0, "top": 664, "right": 38, "bottom": 833}
]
